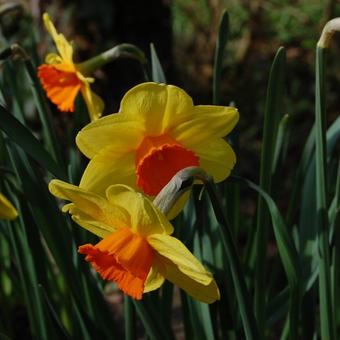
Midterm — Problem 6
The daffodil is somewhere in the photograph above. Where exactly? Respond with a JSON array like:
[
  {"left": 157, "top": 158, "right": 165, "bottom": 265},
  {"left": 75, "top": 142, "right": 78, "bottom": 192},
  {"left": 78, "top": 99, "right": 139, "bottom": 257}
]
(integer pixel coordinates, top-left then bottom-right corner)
[
  {"left": 38, "top": 13, "right": 104, "bottom": 121},
  {"left": 0, "top": 193, "right": 18, "bottom": 220},
  {"left": 49, "top": 179, "right": 220, "bottom": 303},
  {"left": 76, "top": 82, "right": 239, "bottom": 198}
]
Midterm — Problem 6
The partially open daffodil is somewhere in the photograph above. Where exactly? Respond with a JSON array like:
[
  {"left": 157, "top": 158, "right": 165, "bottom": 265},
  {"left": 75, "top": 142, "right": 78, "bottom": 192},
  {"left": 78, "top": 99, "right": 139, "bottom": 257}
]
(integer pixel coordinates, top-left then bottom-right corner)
[
  {"left": 0, "top": 193, "right": 18, "bottom": 220},
  {"left": 49, "top": 179, "right": 220, "bottom": 303},
  {"left": 76, "top": 82, "right": 239, "bottom": 197},
  {"left": 38, "top": 13, "right": 104, "bottom": 120}
]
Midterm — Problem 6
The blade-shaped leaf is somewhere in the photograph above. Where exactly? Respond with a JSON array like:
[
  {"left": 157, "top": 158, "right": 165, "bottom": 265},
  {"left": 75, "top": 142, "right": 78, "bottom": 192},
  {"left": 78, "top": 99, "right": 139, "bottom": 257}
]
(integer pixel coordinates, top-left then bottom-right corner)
[{"left": 0, "top": 105, "right": 66, "bottom": 179}]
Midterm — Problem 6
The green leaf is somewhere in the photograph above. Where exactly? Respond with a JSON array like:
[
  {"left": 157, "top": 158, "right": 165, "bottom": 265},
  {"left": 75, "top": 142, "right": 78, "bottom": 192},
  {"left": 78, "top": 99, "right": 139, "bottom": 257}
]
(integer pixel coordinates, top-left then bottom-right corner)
[
  {"left": 133, "top": 299, "right": 172, "bottom": 340},
  {"left": 39, "top": 284, "right": 71, "bottom": 340},
  {"left": 267, "top": 287, "right": 289, "bottom": 326},
  {"left": 272, "top": 114, "right": 290, "bottom": 174},
  {"left": 298, "top": 117, "right": 340, "bottom": 292},
  {"left": 192, "top": 221, "right": 215, "bottom": 340},
  {"left": 213, "top": 10, "right": 229, "bottom": 105},
  {"left": 23, "top": 58, "right": 64, "bottom": 167},
  {"left": 0, "top": 105, "right": 66, "bottom": 179},
  {"left": 205, "top": 180, "right": 260, "bottom": 340},
  {"left": 238, "top": 177, "right": 299, "bottom": 285},
  {"left": 8, "top": 144, "right": 118, "bottom": 339},
  {"left": 236, "top": 176, "right": 300, "bottom": 339},
  {"left": 286, "top": 123, "right": 315, "bottom": 226},
  {"left": 7, "top": 216, "right": 49, "bottom": 339},
  {"left": 253, "top": 46, "right": 286, "bottom": 332}
]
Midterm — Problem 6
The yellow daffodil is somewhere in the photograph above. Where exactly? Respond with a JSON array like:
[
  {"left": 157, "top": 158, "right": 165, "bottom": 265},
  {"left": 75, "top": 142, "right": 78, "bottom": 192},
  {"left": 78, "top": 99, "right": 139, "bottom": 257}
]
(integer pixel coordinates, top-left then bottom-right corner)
[
  {"left": 38, "top": 13, "right": 103, "bottom": 121},
  {"left": 76, "top": 82, "right": 239, "bottom": 198},
  {"left": 49, "top": 179, "right": 220, "bottom": 303},
  {"left": 0, "top": 193, "right": 18, "bottom": 220}
]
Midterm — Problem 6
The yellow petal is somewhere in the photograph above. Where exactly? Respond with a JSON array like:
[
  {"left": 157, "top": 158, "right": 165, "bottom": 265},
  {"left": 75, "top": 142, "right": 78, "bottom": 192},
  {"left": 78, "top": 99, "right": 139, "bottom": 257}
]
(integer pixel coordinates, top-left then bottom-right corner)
[
  {"left": 171, "top": 106, "right": 239, "bottom": 147},
  {"left": 148, "top": 234, "right": 213, "bottom": 285},
  {"left": 0, "top": 193, "right": 18, "bottom": 220},
  {"left": 45, "top": 53, "right": 63, "bottom": 64},
  {"left": 63, "top": 203, "right": 114, "bottom": 238},
  {"left": 43, "top": 13, "right": 74, "bottom": 63},
  {"left": 53, "top": 63, "right": 77, "bottom": 73},
  {"left": 106, "top": 185, "right": 173, "bottom": 236},
  {"left": 157, "top": 255, "right": 220, "bottom": 303},
  {"left": 79, "top": 149, "right": 136, "bottom": 196},
  {"left": 49, "top": 179, "right": 130, "bottom": 237},
  {"left": 144, "top": 264, "right": 165, "bottom": 293},
  {"left": 76, "top": 113, "right": 144, "bottom": 159},
  {"left": 80, "top": 82, "right": 104, "bottom": 121},
  {"left": 192, "top": 138, "right": 236, "bottom": 183},
  {"left": 120, "top": 82, "right": 194, "bottom": 135}
]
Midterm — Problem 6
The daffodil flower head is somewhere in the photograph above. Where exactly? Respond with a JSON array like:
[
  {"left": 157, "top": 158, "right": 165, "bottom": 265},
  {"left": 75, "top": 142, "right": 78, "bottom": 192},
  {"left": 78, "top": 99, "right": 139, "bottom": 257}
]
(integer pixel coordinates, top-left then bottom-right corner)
[
  {"left": 76, "top": 82, "right": 239, "bottom": 200},
  {"left": 38, "top": 13, "right": 104, "bottom": 121},
  {"left": 0, "top": 193, "right": 18, "bottom": 220},
  {"left": 49, "top": 179, "right": 220, "bottom": 303}
]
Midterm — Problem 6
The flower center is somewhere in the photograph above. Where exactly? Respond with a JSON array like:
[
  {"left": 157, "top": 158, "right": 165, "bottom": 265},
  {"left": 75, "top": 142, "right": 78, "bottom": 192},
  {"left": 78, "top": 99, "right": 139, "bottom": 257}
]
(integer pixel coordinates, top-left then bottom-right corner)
[
  {"left": 135, "top": 135, "right": 199, "bottom": 196},
  {"left": 78, "top": 228, "right": 154, "bottom": 300}
]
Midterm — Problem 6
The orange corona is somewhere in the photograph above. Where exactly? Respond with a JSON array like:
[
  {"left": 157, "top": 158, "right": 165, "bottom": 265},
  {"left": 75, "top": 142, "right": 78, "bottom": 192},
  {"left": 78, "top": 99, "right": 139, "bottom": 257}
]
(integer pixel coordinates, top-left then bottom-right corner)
[
  {"left": 38, "top": 64, "right": 82, "bottom": 112},
  {"left": 79, "top": 228, "right": 154, "bottom": 299},
  {"left": 135, "top": 135, "right": 199, "bottom": 195}
]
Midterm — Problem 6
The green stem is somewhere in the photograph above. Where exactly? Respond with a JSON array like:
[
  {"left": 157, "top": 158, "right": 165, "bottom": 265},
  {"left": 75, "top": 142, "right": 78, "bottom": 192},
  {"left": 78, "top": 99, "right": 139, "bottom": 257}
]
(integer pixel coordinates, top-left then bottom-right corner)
[
  {"left": 315, "top": 45, "right": 335, "bottom": 340},
  {"left": 77, "top": 43, "right": 146, "bottom": 76},
  {"left": 124, "top": 296, "right": 136, "bottom": 340}
]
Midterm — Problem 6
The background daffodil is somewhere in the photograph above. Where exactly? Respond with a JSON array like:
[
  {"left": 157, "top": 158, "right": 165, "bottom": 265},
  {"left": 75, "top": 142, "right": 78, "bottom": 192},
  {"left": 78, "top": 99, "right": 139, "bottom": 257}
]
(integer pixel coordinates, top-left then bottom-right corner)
[
  {"left": 49, "top": 179, "right": 220, "bottom": 303},
  {"left": 0, "top": 193, "right": 18, "bottom": 220},
  {"left": 76, "top": 82, "right": 239, "bottom": 197},
  {"left": 38, "top": 13, "right": 104, "bottom": 120}
]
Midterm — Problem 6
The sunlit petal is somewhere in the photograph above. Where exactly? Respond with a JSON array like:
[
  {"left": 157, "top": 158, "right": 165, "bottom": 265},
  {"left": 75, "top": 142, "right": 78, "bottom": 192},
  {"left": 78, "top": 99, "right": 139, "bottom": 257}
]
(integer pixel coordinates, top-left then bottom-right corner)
[
  {"left": 79, "top": 149, "right": 136, "bottom": 195},
  {"left": 120, "top": 82, "right": 194, "bottom": 135},
  {"left": 43, "top": 13, "right": 74, "bottom": 63},
  {"left": 156, "top": 255, "right": 220, "bottom": 303},
  {"left": 192, "top": 138, "right": 236, "bottom": 183},
  {"left": 106, "top": 185, "right": 173, "bottom": 236},
  {"left": 171, "top": 106, "right": 239, "bottom": 147},
  {"left": 148, "top": 233, "right": 213, "bottom": 285},
  {"left": 80, "top": 82, "right": 104, "bottom": 121},
  {"left": 143, "top": 264, "right": 165, "bottom": 293},
  {"left": 76, "top": 113, "right": 144, "bottom": 159},
  {"left": 49, "top": 180, "right": 130, "bottom": 236}
]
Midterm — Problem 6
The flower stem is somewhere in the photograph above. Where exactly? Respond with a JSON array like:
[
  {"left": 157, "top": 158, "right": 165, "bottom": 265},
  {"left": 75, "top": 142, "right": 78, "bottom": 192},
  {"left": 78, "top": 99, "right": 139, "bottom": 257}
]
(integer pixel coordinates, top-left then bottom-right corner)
[
  {"left": 315, "top": 43, "right": 335, "bottom": 340},
  {"left": 124, "top": 296, "right": 136, "bottom": 340},
  {"left": 77, "top": 43, "right": 146, "bottom": 75}
]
